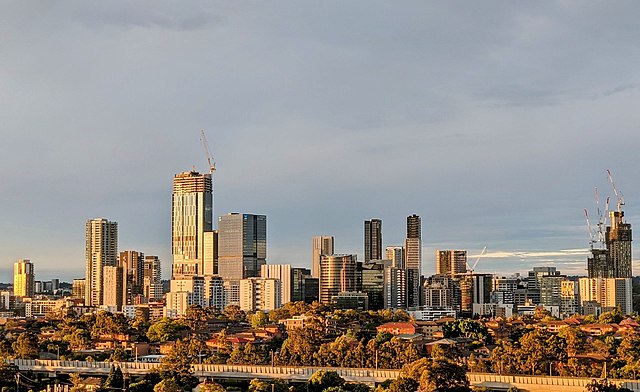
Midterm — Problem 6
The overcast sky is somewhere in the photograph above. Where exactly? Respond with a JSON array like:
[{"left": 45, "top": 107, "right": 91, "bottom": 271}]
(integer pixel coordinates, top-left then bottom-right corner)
[{"left": 1, "top": 2, "right": 639, "bottom": 282}]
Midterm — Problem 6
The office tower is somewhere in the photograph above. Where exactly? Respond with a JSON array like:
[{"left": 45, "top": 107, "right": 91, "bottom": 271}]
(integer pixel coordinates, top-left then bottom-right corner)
[
  {"left": 364, "top": 219, "right": 382, "bottom": 262},
  {"left": 143, "top": 256, "right": 163, "bottom": 302},
  {"left": 85, "top": 218, "right": 118, "bottom": 307},
  {"left": 312, "top": 236, "right": 334, "bottom": 278},
  {"left": 239, "top": 278, "right": 281, "bottom": 311},
  {"left": 218, "top": 213, "right": 267, "bottom": 280},
  {"left": 436, "top": 250, "right": 467, "bottom": 275},
  {"left": 319, "top": 254, "right": 358, "bottom": 304},
  {"left": 360, "top": 260, "right": 387, "bottom": 310},
  {"left": 261, "top": 264, "right": 292, "bottom": 305},
  {"left": 103, "top": 265, "right": 124, "bottom": 310},
  {"left": 526, "top": 267, "right": 560, "bottom": 304},
  {"left": 72, "top": 279, "right": 86, "bottom": 300},
  {"left": 292, "top": 268, "right": 312, "bottom": 302},
  {"left": 384, "top": 267, "right": 406, "bottom": 309},
  {"left": 120, "top": 251, "right": 144, "bottom": 305},
  {"left": 13, "top": 259, "right": 34, "bottom": 298},
  {"left": 606, "top": 211, "right": 633, "bottom": 278},
  {"left": 385, "top": 246, "right": 405, "bottom": 269},
  {"left": 331, "top": 292, "right": 369, "bottom": 310},
  {"left": 165, "top": 276, "right": 205, "bottom": 317},
  {"left": 172, "top": 171, "right": 213, "bottom": 277},
  {"left": 405, "top": 214, "right": 422, "bottom": 307}
]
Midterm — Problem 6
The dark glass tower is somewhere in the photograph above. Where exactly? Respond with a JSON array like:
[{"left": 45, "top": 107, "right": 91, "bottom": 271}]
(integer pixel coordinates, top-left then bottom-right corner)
[{"left": 364, "top": 219, "right": 383, "bottom": 262}]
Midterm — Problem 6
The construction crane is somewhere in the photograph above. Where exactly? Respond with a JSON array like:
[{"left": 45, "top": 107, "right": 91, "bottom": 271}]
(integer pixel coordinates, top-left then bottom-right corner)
[
  {"left": 466, "top": 246, "right": 487, "bottom": 274},
  {"left": 200, "top": 129, "right": 216, "bottom": 174},
  {"left": 607, "top": 169, "right": 624, "bottom": 213},
  {"left": 583, "top": 208, "right": 595, "bottom": 248}
]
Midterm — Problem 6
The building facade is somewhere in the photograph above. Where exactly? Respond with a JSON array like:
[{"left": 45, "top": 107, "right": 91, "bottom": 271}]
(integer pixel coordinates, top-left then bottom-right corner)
[
  {"left": 261, "top": 264, "right": 292, "bottom": 305},
  {"left": 319, "top": 254, "right": 358, "bottom": 304},
  {"left": 312, "top": 236, "right": 334, "bottom": 278},
  {"left": 85, "top": 218, "right": 118, "bottom": 307},
  {"left": 405, "top": 214, "right": 422, "bottom": 307},
  {"left": 218, "top": 213, "right": 267, "bottom": 280},
  {"left": 13, "top": 259, "right": 34, "bottom": 298},
  {"left": 364, "top": 219, "right": 383, "bottom": 262},
  {"left": 435, "top": 250, "right": 467, "bottom": 275}
]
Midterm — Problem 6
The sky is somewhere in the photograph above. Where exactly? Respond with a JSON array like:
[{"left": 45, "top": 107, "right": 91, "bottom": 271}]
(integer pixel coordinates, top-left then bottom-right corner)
[{"left": 1, "top": 2, "right": 640, "bottom": 282}]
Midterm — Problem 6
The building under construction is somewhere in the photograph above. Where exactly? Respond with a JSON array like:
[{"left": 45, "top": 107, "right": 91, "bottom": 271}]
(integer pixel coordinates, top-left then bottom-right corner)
[{"left": 586, "top": 171, "right": 632, "bottom": 279}]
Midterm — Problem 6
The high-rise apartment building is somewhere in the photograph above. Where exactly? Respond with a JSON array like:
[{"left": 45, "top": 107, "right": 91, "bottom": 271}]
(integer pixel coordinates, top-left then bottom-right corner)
[
  {"left": 360, "top": 260, "right": 387, "bottom": 310},
  {"left": 120, "top": 250, "right": 144, "bottom": 305},
  {"left": 239, "top": 277, "right": 281, "bottom": 312},
  {"left": 143, "top": 256, "right": 162, "bottom": 302},
  {"left": 72, "top": 278, "right": 86, "bottom": 300},
  {"left": 405, "top": 214, "right": 422, "bottom": 307},
  {"left": 103, "top": 265, "right": 123, "bottom": 310},
  {"left": 579, "top": 277, "right": 632, "bottom": 315},
  {"left": 384, "top": 267, "right": 406, "bottom": 309},
  {"left": 218, "top": 213, "right": 267, "bottom": 280},
  {"left": 166, "top": 276, "right": 205, "bottom": 317},
  {"left": 319, "top": 254, "right": 358, "bottom": 304},
  {"left": 312, "top": 236, "right": 334, "bottom": 278},
  {"left": 436, "top": 250, "right": 467, "bottom": 275},
  {"left": 172, "top": 171, "right": 213, "bottom": 277},
  {"left": 261, "top": 264, "right": 292, "bottom": 305},
  {"left": 13, "top": 259, "right": 34, "bottom": 298},
  {"left": 385, "top": 246, "right": 405, "bottom": 269},
  {"left": 364, "top": 219, "right": 382, "bottom": 262},
  {"left": 85, "top": 218, "right": 118, "bottom": 306}
]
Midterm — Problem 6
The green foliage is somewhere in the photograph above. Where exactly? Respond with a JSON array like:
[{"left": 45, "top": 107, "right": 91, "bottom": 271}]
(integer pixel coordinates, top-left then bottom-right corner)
[
  {"left": 12, "top": 332, "right": 39, "bottom": 359},
  {"left": 388, "top": 377, "right": 418, "bottom": 392},
  {"left": 227, "top": 343, "right": 270, "bottom": 365},
  {"left": 157, "top": 339, "right": 199, "bottom": 389},
  {"left": 154, "top": 379, "right": 182, "bottom": 392},
  {"left": 308, "top": 371, "right": 345, "bottom": 392},
  {"left": 248, "top": 379, "right": 288, "bottom": 392},
  {"left": 251, "top": 312, "right": 269, "bottom": 329},
  {"left": 442, "top": 320, "right": 492, "bottom": 344},
  {"left": 147, "top": 318, "right": 186, "bottom": 343},
  {"left": 198, "top": 381, "right": 226, "bottom": 392},
  {"left": 584, "top": 379, "right": 632, "bottom": 392},
  {"left": 0, "top": 360, "right": 18, "bottom": 386},
  {"left": 418, "top": 358, "right": 470, "bottom": 392},
  {"left": 223, "top": 305, "right": 246, "bottom": 322},
  {"left": 103, "top": 365, "right": 124, "bottom": 390},
  {"left": 599, "top": 309, "right": 624, "bottom": 324}
]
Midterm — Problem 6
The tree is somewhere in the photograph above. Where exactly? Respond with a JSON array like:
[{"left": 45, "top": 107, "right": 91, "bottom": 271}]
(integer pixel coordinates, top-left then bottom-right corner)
[
  {"left": 69, "top": 374, "right": 88, "bottom": 392},
  {"left": 418, "top": 358, "right": 470, "bottom": 392},
  {"left": 248, "top": 379, "right": 288, "bottom": 392},
  {"left": 154, "top": 379, "right": 182, "bottom": 392},
  {"left": 0, "top": 360, "right": 18, "bottom": 388},
  {"left": 198, "top": 381, "right": 226, "bottom": 392},
  {"left": 388, "top": 377, "right": 418, "bottom": 392},
  {"left": 147, "top": 318, "right": 186, "bottom": 343},
  {"left": 251, "top": 312, "right": 269, "bottom": 329},
  {"left": 157, "top": 339, "right": 198, "bottom": 389},
  {"left": 442, "top": 320, "right": 492, "bottom": 344},
  {"left": 599, "top": 309, "right": 624, "bottom": 324},
  {"left": 308, "top": 371, "right": 345, "bottom": 392},
  {"left": 12, "top": 332, "right": 39, "bottom": 359},
  {"left": 585, "top": 379, "right": 632, "bottom": 392},
  {"left": 103, "top": 365, "right": 124, "bottom": 390},
  {"left": 223, "top": 305, "right": 246, "bottom": 323}
]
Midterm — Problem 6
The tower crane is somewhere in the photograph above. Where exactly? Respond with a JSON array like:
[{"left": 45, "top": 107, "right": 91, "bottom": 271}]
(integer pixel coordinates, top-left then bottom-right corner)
[
  {"left": 607, "top": 169, "right": 624, "bottom": 213},
  {"left": 583, "top": 208, "right": 595, "bottom": 248},
  {"left": 466, "top": 246, "right": 487, "bottom": 274},
  {"left": 200, "top": 129, "right": 216, "bottom": 174}
]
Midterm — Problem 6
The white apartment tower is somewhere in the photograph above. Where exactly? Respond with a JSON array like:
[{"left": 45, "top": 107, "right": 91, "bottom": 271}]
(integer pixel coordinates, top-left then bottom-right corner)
[
  {"left": 85, "top": 218, "right": 118, "bottom": 307},
  {"left": 261, "top": 264, "right": 292, "bottom": 305}
]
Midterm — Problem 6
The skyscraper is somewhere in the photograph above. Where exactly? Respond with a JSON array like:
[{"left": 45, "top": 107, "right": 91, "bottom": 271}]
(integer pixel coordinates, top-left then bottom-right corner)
[
  {"left": 319, "top": 254, "right": 358, "bottom": 304},
  {"left": 218, "top": 213, "right": 267, "bottom": 280},
  {"left": 364, "top": 219, "right": 383, "bottom": 262},
  {"left": 436, "top": 250, "right": 467, "bottom": 275},
  {"left": 312, "top": 236, "right": 334, "bottom": 278},
  {"left": 13, "top": 259, "right": 34, "bottom": 298},
  {"left": 85, "top": 218, "right": 118, "bottom": 306},
  {"left": 405, "top": 214, "right": 422, "bottom": 307},
  {"left": 172, "top": 171, "right": 213, "bottom": 277}
]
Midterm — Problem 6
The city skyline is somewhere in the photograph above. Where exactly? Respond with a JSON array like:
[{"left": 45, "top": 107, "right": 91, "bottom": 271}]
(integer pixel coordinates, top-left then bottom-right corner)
[{"left": 2, "top": 3, "right": 640, "bottom": 281}]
